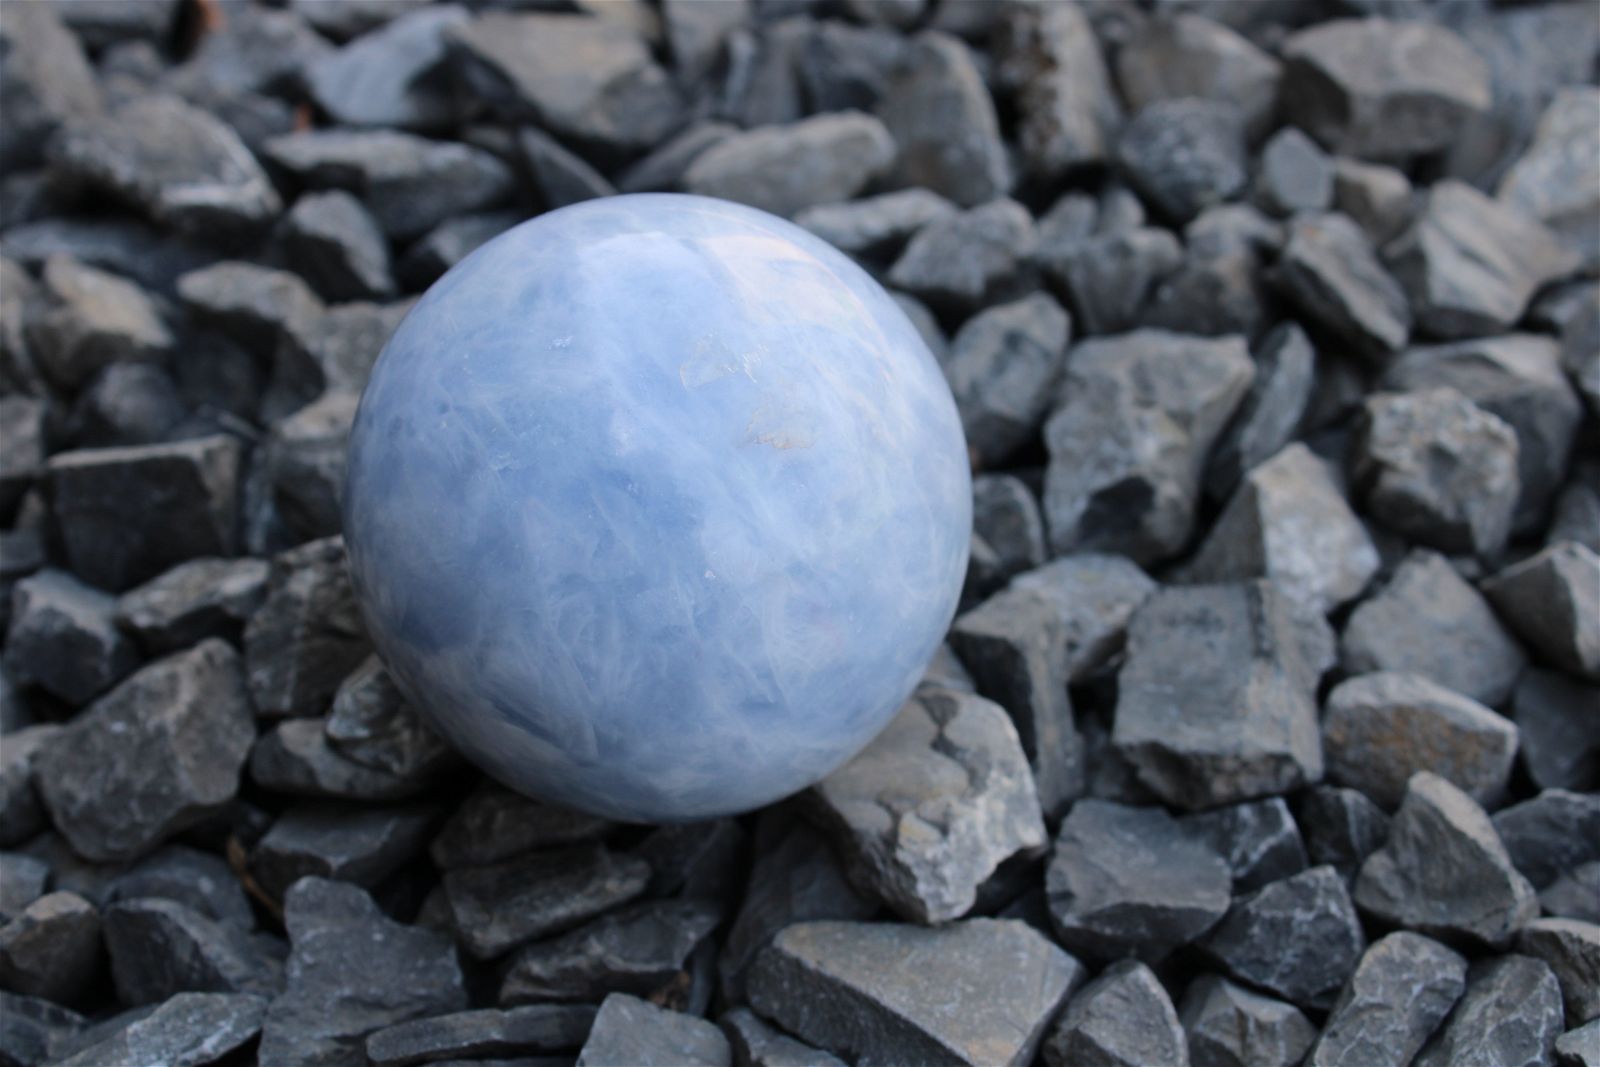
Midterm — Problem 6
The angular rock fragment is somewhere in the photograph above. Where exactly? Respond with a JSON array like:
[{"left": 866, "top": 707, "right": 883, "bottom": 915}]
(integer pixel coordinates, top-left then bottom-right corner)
[
  {"left": 1046, "top": 799, "right": 1230, "bottom": 962},
  {"left": 1353, "top": 388, "right": 1520, "bottom": 558},
  {"left": 305, "top": 5, "right": 467, "bottom": 131},
  {"left": 1387, "top": 181, "right": 1577, "bottom": 342},
  {"left": 47, "top": 436, "right": 242, "bottom": 592},
  {"left": 1200, "top": 866, "right": 1366, "bottom": 1010},
  {"left": 260, "top": 389, "right": 357, "bottom": 543},
  {"left": 1181, "top": 974, "right": 1316, "bottom": 1067},
  {"left": 1544, "top": 864, "right": 1600, "bottom": 926},
  {"left": 0, "top": 725, "right": 60, "bottom": 848},
  {"left": 23, "top": 255, "right": 172, "bottom": 391},
  {"left": 3, "top": 569, "right": 139, "bottom": 705},
  {"left": 0, "top": 3, "right": 101, "bottom": 172},
  {"left": 102, "top": 845, "right": 254, "bottom": 929},
  {"left": 796, "top": 19, "right": 904, "bottom": 115},
  {"left": 1355, "top": 771, "right": 1538, "bottom": 948},
  {"left": 325, "top": 655, "right": 458, "bottom": 782},
  {"left": 1517, "top": 919, "right": 1600, "bottom": 1026},
  {"left": 1333, "top": 157, "right": 1414, "bottom": 244},
  {"left": 1274, "top": 212, "right": 1411, "bottom": 360},
  {"left": 52, "top": 992, "right": 267, "bottom": 1067},
  {"left": 48, "top": 94, "right": 280, "bottom": 236},
  {"left": 1042, "top": 959, "right": 1184, "bottom": 1067},
  {"left": 748, "top": 918, "right": 1081, "bottom": 1067},
  {"left": 429, "top": 782, "right": 616, "bottom": 870},
  {"left": 116, "top": 557, "right": 269, "bottom": 656},
  {"left": 0, "top": 891, "right": 100, "bottom": 1003},
  {"left": 682, "top": 111, "right": 893, "bottom": 219},
  {"left": 1281, "top": 18, "right": 1492, "bottom": 160},
  {"left": 1530, "top": 282, "right": 1600, "bottom": 418},
  {"left": 244, "top": 536, "right": 369, "bottom": 719},
  {"left": 876, "top": 32, "right": 1008, "bottom": 207},
  {"left": 1512, "top": 671, "right": 1600, "bottom": 793},
  {"left": 249, "top": 718, "right": 433, "bottom": 802},
  {"left": 1115, "top": 12, "right": 1280, "bottom": 139},
  {"left": 250, "top": 802, "right": 438, "bottom": 901},
  {"left": 0, "top": 397, "right": 46, "bottom": 520},
  {"left": 442, "top": 842, "right": 651, "bottom": 960},
  {"left": 1499, "top": 88, "right": 1600, "bottom": 268},
  {"left": 617, "top": 122, "right": 735, "bottom": 195},
  {"left": 720, "top": 1007, "right": 845, "bottom": 1067},
  {"left": 34, "top": 640, "right": 256, "bottom": 863},
  {"left": 1257, "top": 127, "right": 1334, "bottom": 216},
  {"left": 635, "top": 817, "right": 745, "bottom": 901},
  {"left": 1556, "top": 1019, "right": 1600, "bottom": 1067},
  {"left": 1415, "top": 955, "right": 1564, "bottom": 1067},
  {"left": 887, "top": 198, "right": 1036, "bottom": 312},
  {"left": 794, "top": 189, "right": 954, "bottom": 259},
  {"left": 102, "top": 897, "right": 283, "bottom": 1005},
  {"left": 259, "top": 878, "right": 466, "bottom": 1067},
  {"left": 1307, "top": 931, "right": 1468, "bottom": 1067},
  {"left": 1205, "top": 322, "right": 1317, "bottom": 502},
  {"left": 177, "top": 260, "right": 323, "bottom": 361},
  {"left": 576, "top": 993, "right": 729, "bottom": 1067},
  {"left": 396, "top": 211, "right": 521, "bottom": 290},
  {"left": 366, "top": 1004, "right": 597, "bottom": 1067},
  {"left": 1113, "top": 582, "right": 1323, "bottom": 810},
  {"left": 518, "top": 127, "right": 617, "bottom": 210},
  {"left": 279, "top": 190, "right": 396, "bottom": 303},
  {"left": 1118, "top": 99, "right": 1248, "bottom": 224},
  {"left": 993, "top": 2, "right": 1121, "bottom": 180},
  {"left": 1181, "top": 797, "right": 1308, "bottom": 895},
  {"left": 1341, "top": 550, "right": 1526, "bottom": 707},
  {"left": 1038, "top": 225, "right": 1181, "bottom": 338},
  {"left": 1482, "top": 542, "right": 1600, "bottom": 681},
  {"left": 1044, "top": 330, "right": 1253, "bottom": 564},
  {"left": 967, "top": 475, "right": 1046, "bottom": 590},
  {"left": 1324, "top": 671, "right": 1519, "bottom": 809},
  {"left": 0, "top": 852, "right": 49, "bottom": 924},
  {"left": 1493, "top": 791, "right": 1600, "bottom": 891},
  {"left": 500, "top": 898, "right": 721, "bottom": 1005},
  {"left": 942, "top": 292, "right": 1070, "bottom": 465},
  {"left": 1183, "top": 443, "right": 1378, "bottom": 614},
  {"left": 807, "top": 687, "right": 1045, "bottom": 924},
  {"left": 68, "top": 362, "right": 184, "bottom": 448}
]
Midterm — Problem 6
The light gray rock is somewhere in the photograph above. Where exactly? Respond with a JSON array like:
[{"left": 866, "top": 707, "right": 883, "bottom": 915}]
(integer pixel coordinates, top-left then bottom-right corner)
[
  {"left": 0, "top": 3, "right": 101, "bottom": 172},
  {"left": 1180, "top": 974, "right": 1316, "bottom": 1067},
  {"left": 1275, "top": 212, "right": 1411, "bottom": 360},
  {"left": 1307, "top": 931, "right": 1468, "bottom": 1067},
  {"left": 794, "top": 189, "right": 956, "bottom": 258},
  {"left": 807, "top": 687, "right": 1045, "bottom": 924},
  {"left": 618, "top": 121, "right": 736, "bottom": 195},
  {"left": 1205, "top": 322, "right": 1317, "bottom": 503},
  {"left": 1118, "top": 98, "right": 1249, "bottom": 224},
  {"left": 942, "top": 292, "right": 1071, "bottom": 465},
  {"left": 1512, "top": 670, "right": 1600, "bottom": 793},
  {"left": 748, "top": 918, "right": 1082, "bottom": 1067},
  {"left": 1517, "top": 918, "right": 1600, "bottom": 1026},
  {"left": 1483, "top": 542, "right": 1600, "bottom": 682},
  {"left": 1557, "top": 1018, "right": 1600, "bottom": 1067},
  {"left": 682, "top": 111, "right": 895, "bottom": 219},
  {"left": 1544, "top": 864, "right": 1600, "bottom": 926},
  {"left": 1333, "top": 157, "right": 1414, "bottom": 244},
  {"left": 663, "top": 0, "right": 746, "bottom": 86},
  {"left": 1415, "top": 955, "right": 1564, "bottom": 1067},
  {"left": 1038, "top": 225, "right": 1182, "bottom": 337},
  {"left": 1043, "top": 959, "right": 1186, "bottom": 1067},
  {"left": 51, "top": 992, "right": 267, "bottom": 1067},
  {"left": 1341, "top": 550, "right": 1527, "bottom": 707},
  {"left": 279, "top": 191, "right": 396, "bottom": 303},
  {"left": 1258, "top": 127, "right": 1334, "bottom": 216},
  {"left": 576, "top": 993, "right": 729, "bottom": 1067},
  {"left": 887, "top": 198, "right": 1037, "bottom": 312},
  {"left": 876, "top": 32, "right": 1009, "bottom": 207},
  {"left": 1115, "top": 12, "right": 1280, "bottom": 139},
  {"left": 1355, "top": 771, "right": 1538, "bottom": 948},
  {"left": 305, "top": 5, "right": 467, "bottom": 130},
  {"left": 1499, "top": 88, "right": 1600, "bottom": 269},
  {"left": 993, "top": 2, "right": 1121, "bottom": 179},
  {"left": 116, "top": 557, "right": 269, "bottom": 656},
  {"left": 23, "top": 255, "right": 172, "bottom": 392}
]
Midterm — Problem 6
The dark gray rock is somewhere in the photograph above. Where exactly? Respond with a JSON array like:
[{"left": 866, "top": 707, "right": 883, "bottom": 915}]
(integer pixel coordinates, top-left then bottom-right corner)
[
  {"left": 52, "top": 992, "right": 267, "bottom": 1067},
  {"left": 1038, "top": 225, "right": 1181, "bottom": 338},
  {"left": 681, "top": 111, "right": 894, "bottom": 218},
  {"left": 1517, "top": 919, "right": 1600, "bottom": 1026},
  {"left": 0, "top": 397, "right": 46, "bottom": 520},
  {"left": 442, "top": 842, "right": 651, "bottom": 960},
  {"left": 1112, "top": 582, "right": 1323, "bottom": 810},
  {"left": 876, "top": 32, "right": 1008, "bottom": 207},
  {"left": 0, "top": 3, "right": 101, "bottom": 173},
  {"left": 612, "top": 122, "right": 731, "bottom": 197},
  {"left": 1415, "top": 955, "right": 1564, "bottom": 1067},
  {"left": 887, "top": 198, "right": 1037, "bottom": 313},
  {"left": 1324, "top": 671, "right": 1519, "bottom": 809},
  {"left": 263, "top": 129, "right": 515, "bottom": 241},
  {"left": 1544, "top": 864, "right": 1600, "bottom": 925},
  {"left": 1181, "top": 974, "right": 1316, "bottom": 1067},
  {"left": 748, "top": 918, "right": 1081, "bottom": 1067},
  {"left": 35, "top": 640, "right": 255, "bottom": 863},
  {"left": 23, "top": 255, "right": 173, "bottom": 392},
  {"left": 260, "top": 388, "right": 356, "bottom": 543},
  {"left": 103, "top": 897, "right": 283, "bottom": 1005},
  {"left": 968, "top": 475, "right": 1046, "bottom": 590},
  {"left": 306, "top": 5, "right": 467, "bottom": 131},
  {"left": 517, "top": 127, "right": 616, "bottom": 211},
  {"left": 1204, "top": 323, "right": 1317, "bottom": 502},
  {"left": 1333, "top": 157, "right": 1414, "bottom": 245},
  {"left": 635, "top": 817, "right": 745, "bottom": 902},
  {"left": 576, "top": 993, "right": 729, "bottom": 1067},
  {"left": 1281, "top": 18, "right": 1492, "bottom": 161},
  {"left": 993, "top": 2, "right": 1121, "bottom": 180},
  {"left": 1499, "top": 88, "right": 1600, "bottom": 270},
  {"left": 47, "top": 435, "right": 243, "bottom": 592},
  {"left": 1042, "top": 959, "right": 1185, "bottom": 1067},
  {"left": 161, "top": 3, "right": 330, "bottom": 104},
  {"left": 0, "top": 990, "right": 86, "bottom": 1067},
  {"left": 1274, "top": 212, "right": 1411, "bottom": 360},
  {"left": 4, "top": 568, "right": 139, "bottom": 705},
  {"left": 447, "top": 12, "right": 683, "bottom": 155},
  {"left": 1355, "top": 771, "right": 1538, "bottom": 948},
  {"left": 0, "top": 891, "right": 100, "bottom": 1003},
  {"left": 367, "top": 1005, "right": 597, "bottom": 1067},
  {"left": 115, "top": 557, "right": 269, "bottom": 656},
  {"left": 48, "top": 95, "right": 281, "bottom": 237},
  {"left": 796, "top": 19, "right": 904, "bottom": 114},
  {"left": 102, "top": 844, "right": 254, "bottom": 930},
  {"left": 259, "top": 877, "right": 467, "bottom": 1067},
  {"left": 1387, "top": 181, "right": 1578, "bottom": 342},
  {"left": 1118, "top": 98, "right": 1248, "bottom": 224},
  {"left": 1512, "top": 670, "right": 1600, "bottom": 793},
  {"left": 663, "top": 0, "right": 746, "bottom": 86},
  {"left": 429, "top": 782, "right": 616, "bottom": 870},
  {"left": 1258, "top": 127, "right": 1334, "bottom": 216},
  {"left": 177, "top": 260, "right": 323, "bottom": 362},
  {"left": 714, "top": 18, "right": 808, "bottom": 130},
  {"left": 280, "top": 191, "right": 397, "bottom": 303},
  {"left": 1141, "top": 236, "right": 1269, "bottom": 339},
  {"left": 717, "top": 817, "right": 876, "bottom": 1003},
  {"left": 720, "top": 1007, "right": 846, "bottom": 1067},
  {"left": 249, "top": 718, "right": 434, "bottom": 802},
  {"left": 1341, "top": 550, "right": 1527, "bottom": 707},
  {"left": 1043, "top": 330, "right": 1253, "bottom": 564},
  {"left": 325, "top": 655, "right": 458, "bottom": 783},
  {"left": 1354, "top": 388, "right": 1520, "bottom": 559},
  {"left": 292, "top": 0, "right": 421, "bottom": 41},
  {"left": 500, "top": 898, "right": 721, "bottom": 1005},
  {"left": 250, "top": 802, "right": 438, "bottom": 902},
  {"left": 1201, "top": 866, "right": 1366, "bottom": 1010},
  {"left": 1493, "top": 791, "right": 1600, "bottom": 891},
  {"left": 794, "top": 189, "right": 955, "bottom": 261},
  {"left": 1114, "top": 12, "right": 1280, "bottom": 140},
  {"left": 806, "top": 687, "right": 1046, "bottom": 924},
  {"left": 67, "top": 362, "right": 184, "bottom": 448},
  {"left": 1307, "top": 931, "right": 1468, "bottom": 1067},
  {"left": 287, "top": 298, "right": 410, "bottom": 402},
  {"left": 942, "top": 292, "right": 1070, "bottom": 467},
  {"left": 0, "top": 852, "right": 49, "bottom": 924},
  {"left": 0, "top": 724, "right": 59, "bottom": 847},
  {"left": 1181, "top": 797, "right": 1308, "bottom": 894},
  {"left": 0, "top": 217, "right": 213, "bottom": 297},
  {"left": 396, "top": 211, "right": 522, "bottom": 291},
  {"left": 1532, "top": 282, "right": 1600, "bottom": 417},
  {"left": 1483, "top": 542, "right": 1600, "bottom": 681},
  {"left": 1183, "top": 443, "right": 1379, "bottom": 615},
  {"left": 244, "top": 536, "right": 370, "bottom": 719},
  {"left": 1046, "top": 799, "right": 1230, "bottom": 962}
]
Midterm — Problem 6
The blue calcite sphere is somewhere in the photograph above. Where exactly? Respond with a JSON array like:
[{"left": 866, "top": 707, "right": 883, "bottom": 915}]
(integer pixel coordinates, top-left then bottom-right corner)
[{"left": 344, "top": 194, "right": 971, "bottom": 822}]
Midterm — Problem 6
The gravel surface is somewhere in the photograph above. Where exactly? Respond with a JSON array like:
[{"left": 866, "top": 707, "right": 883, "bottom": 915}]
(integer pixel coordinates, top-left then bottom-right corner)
[{"left": 1, "top": 0, "right": 1597, "bottom": 1065}]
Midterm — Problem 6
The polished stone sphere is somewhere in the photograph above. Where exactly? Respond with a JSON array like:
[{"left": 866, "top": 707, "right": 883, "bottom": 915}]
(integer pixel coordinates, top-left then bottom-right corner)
[{"left": 343, "top": 194, "right": 971, "bottom": 822}]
